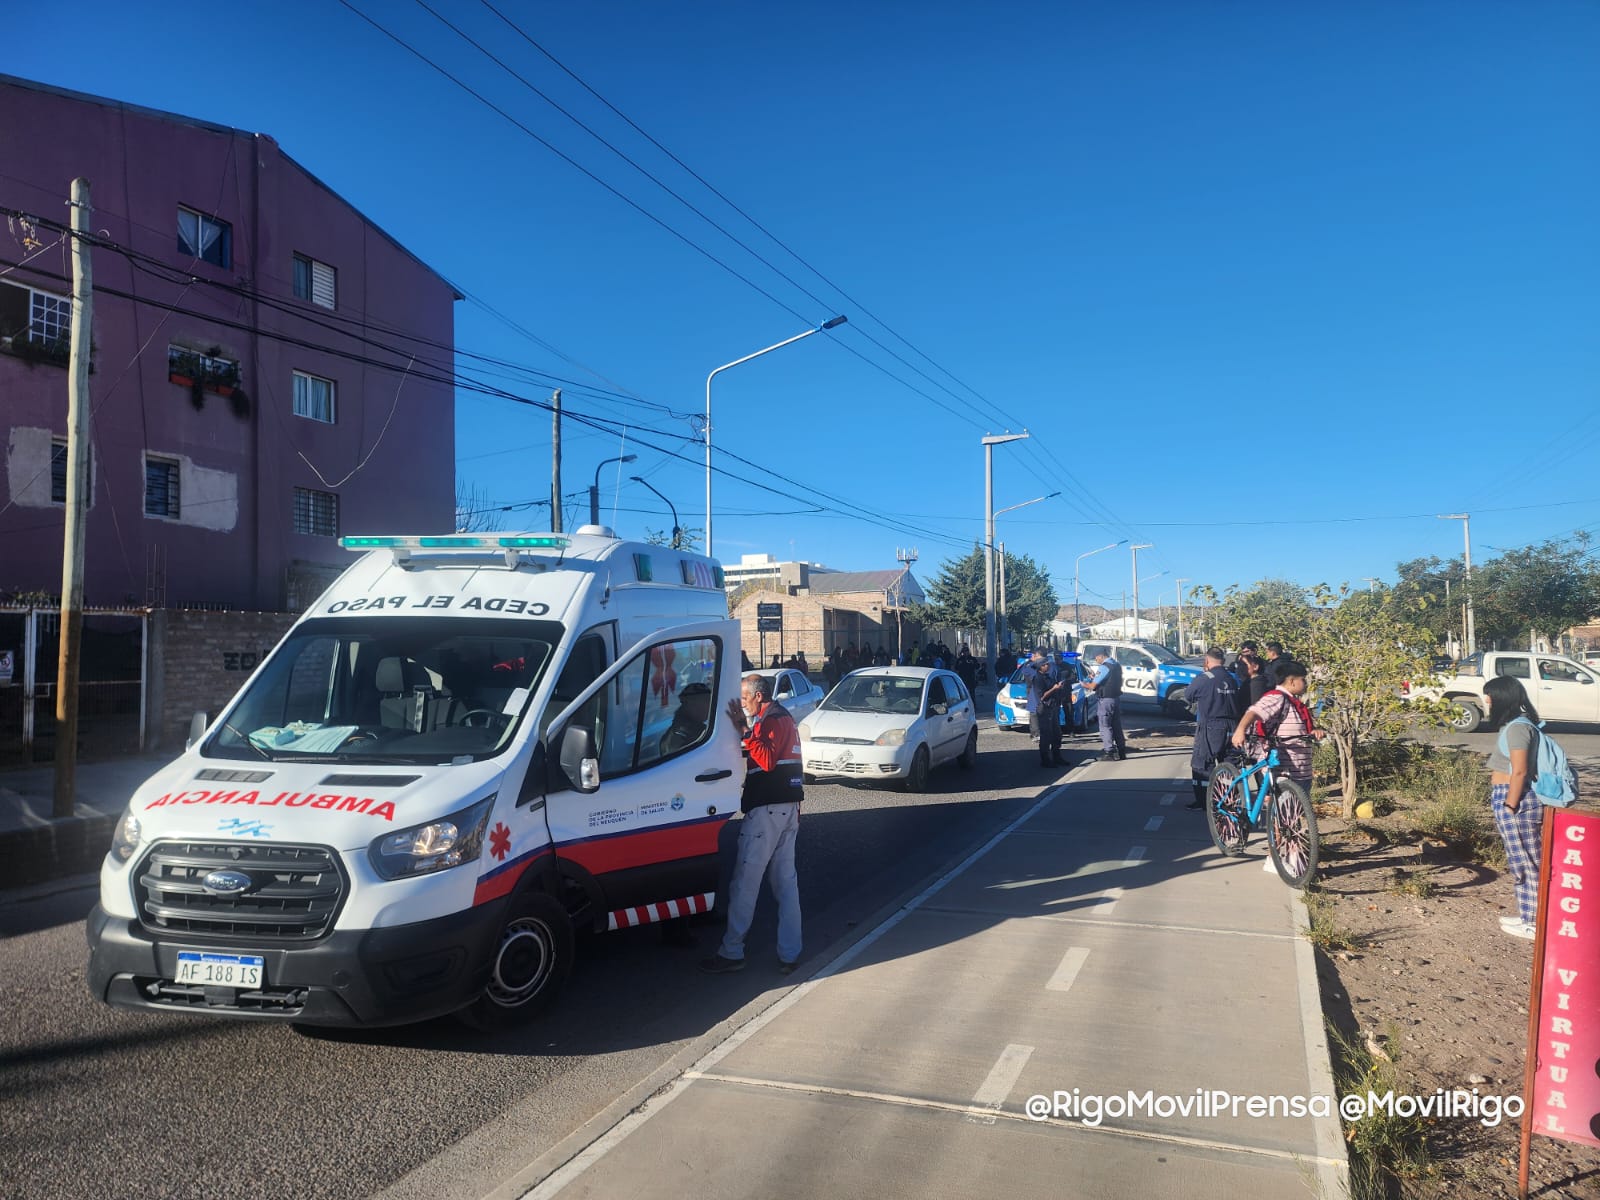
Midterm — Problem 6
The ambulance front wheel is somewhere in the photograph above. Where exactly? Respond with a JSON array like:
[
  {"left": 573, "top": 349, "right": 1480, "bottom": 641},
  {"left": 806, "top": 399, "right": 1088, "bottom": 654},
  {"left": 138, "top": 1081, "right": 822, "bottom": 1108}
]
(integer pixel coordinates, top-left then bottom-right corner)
[{"left": 458, "top": 891, "right": 574, "bottom": 1031}]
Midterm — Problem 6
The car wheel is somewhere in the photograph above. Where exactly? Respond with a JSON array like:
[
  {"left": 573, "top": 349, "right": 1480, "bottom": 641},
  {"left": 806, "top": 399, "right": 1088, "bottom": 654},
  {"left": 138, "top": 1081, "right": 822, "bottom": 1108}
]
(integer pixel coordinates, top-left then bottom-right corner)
[
  {"left": 1447, "top": 699, "right": 1483, "bottom": 734},
  {"left": 958, "top": 728, "right": 978, "bottom": 769},
  {"left": 1163, "top": 693, "right": 1192, "bottom": 720},
  {"left": 456, "top": 891, "right": 574, "bottom": 1031},
  {"left": 902, "top": 745, "right": 931, "bottom": 793}
]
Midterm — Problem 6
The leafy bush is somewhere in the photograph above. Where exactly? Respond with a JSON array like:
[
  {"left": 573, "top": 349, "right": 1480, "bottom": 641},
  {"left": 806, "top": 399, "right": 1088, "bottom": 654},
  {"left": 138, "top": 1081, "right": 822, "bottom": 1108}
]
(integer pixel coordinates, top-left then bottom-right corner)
[{"left": 1393, "top": 749, "right": 1504, "bottom": 868}]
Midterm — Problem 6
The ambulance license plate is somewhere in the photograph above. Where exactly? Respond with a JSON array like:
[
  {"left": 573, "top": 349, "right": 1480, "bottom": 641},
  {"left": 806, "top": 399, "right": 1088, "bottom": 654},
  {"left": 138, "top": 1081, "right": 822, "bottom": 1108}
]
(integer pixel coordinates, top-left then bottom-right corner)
[{"left": 175, "top": 951, "right": 264, "bottom": 989}]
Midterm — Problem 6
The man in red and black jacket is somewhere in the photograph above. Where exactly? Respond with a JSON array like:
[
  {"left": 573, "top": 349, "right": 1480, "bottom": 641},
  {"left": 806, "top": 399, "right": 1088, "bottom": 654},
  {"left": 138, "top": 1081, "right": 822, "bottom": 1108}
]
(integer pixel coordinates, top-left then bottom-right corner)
[{"left": 700, "top": 673, "right": 805, "bottom": 975}]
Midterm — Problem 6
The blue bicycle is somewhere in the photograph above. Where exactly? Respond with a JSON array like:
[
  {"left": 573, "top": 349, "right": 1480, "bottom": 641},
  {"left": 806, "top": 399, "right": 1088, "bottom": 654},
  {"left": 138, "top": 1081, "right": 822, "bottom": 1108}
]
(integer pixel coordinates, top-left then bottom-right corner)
[{"left": 1205, "top": 736, "right": 1320, "bottom": 889}]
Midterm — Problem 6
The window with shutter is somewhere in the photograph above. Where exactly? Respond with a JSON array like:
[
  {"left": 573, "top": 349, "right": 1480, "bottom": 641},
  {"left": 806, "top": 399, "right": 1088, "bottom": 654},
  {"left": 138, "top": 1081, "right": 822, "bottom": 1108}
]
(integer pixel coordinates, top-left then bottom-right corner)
[
  {"left": 145, "top": 458, "right": 180, "bottom": 519},
  {"left": 310, "top": 260, "right": 336, "bottom": 309},
  {"left": 51, "top": 440, "right": 93, "bottom": 505}
]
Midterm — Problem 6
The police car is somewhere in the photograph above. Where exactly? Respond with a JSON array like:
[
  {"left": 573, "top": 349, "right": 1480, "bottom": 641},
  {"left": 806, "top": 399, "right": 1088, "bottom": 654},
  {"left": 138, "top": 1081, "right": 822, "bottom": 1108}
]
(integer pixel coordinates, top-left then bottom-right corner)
[
  {"left": 1075, "top": 639, "right": 1200, "bottom": 718},
  {"left": 993, "top": 653, "right": 1095, "bottom": 731}
]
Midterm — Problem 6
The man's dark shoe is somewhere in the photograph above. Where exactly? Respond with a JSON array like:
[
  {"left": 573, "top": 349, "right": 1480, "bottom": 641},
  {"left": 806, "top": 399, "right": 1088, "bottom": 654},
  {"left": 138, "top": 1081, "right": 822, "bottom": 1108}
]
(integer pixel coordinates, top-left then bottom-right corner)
[
  {"left": 1098, "top": 753, "right": 1119, "bottom": 763},
  {"left": 777, "top": 960, "right": 799, "bottom": 975},
  {"left": 1185, "top": 797, "right": 1205, "bottom": 810},
  {"left": 698, "top": 954, "right": 745, "bottom": 974}
]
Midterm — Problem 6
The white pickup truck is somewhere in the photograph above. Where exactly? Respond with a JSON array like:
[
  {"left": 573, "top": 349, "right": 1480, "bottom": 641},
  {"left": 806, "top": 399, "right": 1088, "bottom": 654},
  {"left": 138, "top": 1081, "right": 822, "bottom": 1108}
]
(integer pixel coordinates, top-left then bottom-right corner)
[{"left": 1421, "top": 651, "right": 1600, "bottom": 732}]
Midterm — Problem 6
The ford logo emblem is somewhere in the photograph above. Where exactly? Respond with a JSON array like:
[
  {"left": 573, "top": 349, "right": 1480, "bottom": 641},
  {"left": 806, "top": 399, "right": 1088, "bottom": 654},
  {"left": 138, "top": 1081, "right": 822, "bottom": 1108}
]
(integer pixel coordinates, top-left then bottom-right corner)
[{"left": 202, "top": 869, "right": 252, "bottom": 897}]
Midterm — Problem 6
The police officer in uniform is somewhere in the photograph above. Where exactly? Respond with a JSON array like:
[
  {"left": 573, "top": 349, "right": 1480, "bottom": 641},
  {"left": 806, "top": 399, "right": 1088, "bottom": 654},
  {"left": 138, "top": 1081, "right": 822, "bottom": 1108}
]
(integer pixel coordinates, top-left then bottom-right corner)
[
  {"left": 1183, "top": 648, "right": 1239, "bottom": 808},
  {"left": 1087, "top": 650, "right": 1128, "bottom": 761}
]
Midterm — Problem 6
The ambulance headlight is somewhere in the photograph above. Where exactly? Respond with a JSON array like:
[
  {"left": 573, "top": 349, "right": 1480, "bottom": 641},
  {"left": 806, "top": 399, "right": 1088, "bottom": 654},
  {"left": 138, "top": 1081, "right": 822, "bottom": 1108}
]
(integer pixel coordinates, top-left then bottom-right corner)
[
  {"left": 370, "top": 796, "right": 495, "bottom": 880},
  {"left": 875, "top": 728, "right": 908, "bottom": 747},
  {"left": 109, "top": 809, "right": 142, "bottom": 865}
]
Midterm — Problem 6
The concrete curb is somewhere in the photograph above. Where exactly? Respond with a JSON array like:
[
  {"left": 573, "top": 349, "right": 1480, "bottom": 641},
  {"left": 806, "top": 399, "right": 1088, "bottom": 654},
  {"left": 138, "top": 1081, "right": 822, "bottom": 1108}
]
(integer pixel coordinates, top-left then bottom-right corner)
[{"left": 0, "top": 809, "right": 115, "bottom": 889}]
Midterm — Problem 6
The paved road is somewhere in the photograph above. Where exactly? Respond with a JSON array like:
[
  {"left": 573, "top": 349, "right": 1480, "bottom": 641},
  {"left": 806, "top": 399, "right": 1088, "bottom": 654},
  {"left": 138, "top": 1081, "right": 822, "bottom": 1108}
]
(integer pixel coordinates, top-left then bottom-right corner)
[{"left": 0, "top": 702, "right": 1187, "bottom": 1200}]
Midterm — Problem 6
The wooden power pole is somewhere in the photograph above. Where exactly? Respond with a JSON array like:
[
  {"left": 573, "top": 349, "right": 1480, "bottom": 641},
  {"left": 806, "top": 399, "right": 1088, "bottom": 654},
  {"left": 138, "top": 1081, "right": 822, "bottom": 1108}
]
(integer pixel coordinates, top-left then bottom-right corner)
[
  {"left": 550, "top": 388, "right": 563, "bottom": 532},
  {"left": 53, "top": 178, "right": 93, "bottom": 818}
]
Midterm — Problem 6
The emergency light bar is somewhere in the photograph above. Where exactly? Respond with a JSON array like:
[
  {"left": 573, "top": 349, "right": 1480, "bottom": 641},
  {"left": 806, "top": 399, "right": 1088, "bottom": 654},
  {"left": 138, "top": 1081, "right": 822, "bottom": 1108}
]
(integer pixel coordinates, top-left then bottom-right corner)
[{"left": 340, "top": 535, "right": 571, "bottom": 552}]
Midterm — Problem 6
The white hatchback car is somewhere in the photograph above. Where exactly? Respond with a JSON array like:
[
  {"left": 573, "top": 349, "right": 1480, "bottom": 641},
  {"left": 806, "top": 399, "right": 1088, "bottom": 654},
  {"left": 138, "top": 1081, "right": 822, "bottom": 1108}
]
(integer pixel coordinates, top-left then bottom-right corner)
[
  {"left": 798, "top": 667, "right": 978, "bottom": 792},
  {"left": 753, "top": 667, "right": 826, "bottom": 723}
]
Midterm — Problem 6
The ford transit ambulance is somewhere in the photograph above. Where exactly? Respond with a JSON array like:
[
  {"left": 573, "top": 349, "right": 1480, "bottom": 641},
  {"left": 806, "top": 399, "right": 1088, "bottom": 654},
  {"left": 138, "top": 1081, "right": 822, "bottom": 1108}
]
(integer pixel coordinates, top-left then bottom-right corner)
[{"left": 87, "top": 529, "right": 746, "bottom": 1029}]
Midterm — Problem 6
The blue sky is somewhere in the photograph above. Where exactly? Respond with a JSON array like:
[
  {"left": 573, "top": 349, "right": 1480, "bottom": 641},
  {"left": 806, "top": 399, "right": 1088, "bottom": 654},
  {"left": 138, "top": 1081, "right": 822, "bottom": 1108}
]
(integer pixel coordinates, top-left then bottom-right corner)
[{"left": 11, "top": 0, "right": 1598, "bottom": 612}]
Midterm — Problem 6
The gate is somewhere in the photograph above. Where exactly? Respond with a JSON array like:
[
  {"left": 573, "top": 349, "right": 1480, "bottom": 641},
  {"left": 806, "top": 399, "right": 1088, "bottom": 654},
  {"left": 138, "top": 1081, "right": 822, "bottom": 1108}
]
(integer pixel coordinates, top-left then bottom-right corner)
[{"left": 0, "top": 606, "right": 148, "bottom": 764}]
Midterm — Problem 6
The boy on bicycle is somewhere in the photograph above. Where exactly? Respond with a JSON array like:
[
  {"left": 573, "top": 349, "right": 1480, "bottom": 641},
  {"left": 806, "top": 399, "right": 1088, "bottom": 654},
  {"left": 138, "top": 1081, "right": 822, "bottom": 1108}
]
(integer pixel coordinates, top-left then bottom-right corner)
[{"left": 1229, "top": 658, "right": 1324, "bottom": 791}]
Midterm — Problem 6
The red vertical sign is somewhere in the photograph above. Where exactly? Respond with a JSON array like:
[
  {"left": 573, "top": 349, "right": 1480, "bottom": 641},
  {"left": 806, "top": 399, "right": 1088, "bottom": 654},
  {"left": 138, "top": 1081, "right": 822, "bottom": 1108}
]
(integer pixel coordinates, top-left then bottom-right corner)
[{"left": 1528, "top": 809, "right": 1600, "bottom": 1148}]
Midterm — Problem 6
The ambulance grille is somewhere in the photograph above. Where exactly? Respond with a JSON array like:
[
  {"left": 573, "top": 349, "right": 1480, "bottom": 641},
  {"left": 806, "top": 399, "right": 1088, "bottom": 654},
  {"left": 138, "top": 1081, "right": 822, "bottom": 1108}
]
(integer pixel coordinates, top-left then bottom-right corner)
[{"left": 135, "top": 841, "right": 346, "bottom": 942}]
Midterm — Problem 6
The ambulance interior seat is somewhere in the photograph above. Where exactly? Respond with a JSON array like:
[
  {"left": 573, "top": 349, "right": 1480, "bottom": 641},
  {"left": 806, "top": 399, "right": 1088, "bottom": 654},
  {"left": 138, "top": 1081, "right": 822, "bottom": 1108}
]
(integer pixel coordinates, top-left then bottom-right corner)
[{"left": 376, "top": 656, "right": 460, "bottom": 731}]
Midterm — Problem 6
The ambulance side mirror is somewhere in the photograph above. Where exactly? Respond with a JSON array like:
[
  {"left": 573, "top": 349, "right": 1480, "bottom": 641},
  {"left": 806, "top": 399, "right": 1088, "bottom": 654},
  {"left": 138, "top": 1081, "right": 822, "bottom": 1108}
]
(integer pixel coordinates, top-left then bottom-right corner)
[
  {"left": 560, "top": 724, "right": 600, "bottom": 794},
  {"left": 186, "top": 712, "right": 208, "bottom": 750}
]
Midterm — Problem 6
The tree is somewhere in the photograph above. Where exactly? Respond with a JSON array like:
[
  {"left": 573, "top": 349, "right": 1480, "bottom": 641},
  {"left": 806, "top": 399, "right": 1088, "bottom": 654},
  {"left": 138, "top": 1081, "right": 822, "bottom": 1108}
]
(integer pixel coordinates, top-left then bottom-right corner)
[
  {"left": 1300, "top": 586, "right": 1438, "bottom": 816},
  {"left": 645, "top": 525, "right": 703, "bottom": 552},
  {"left": 1470, "top": 537, "right": 1600, "bottom": 648},
  {"left": 1205, "top": 577, "right": 1316, "bottom": 653},
  {"left": 920, "top": 544, "right": 1058, "bottom": 648},
  {"left": 455, "top": 481, "right": 505, "bottom": 533},
  {"left": 1207, "top": 578, "right": 1438, "bottom": 816},
  {"left": 1391, "top": 555, "right": 1466, "bottom": 648}
]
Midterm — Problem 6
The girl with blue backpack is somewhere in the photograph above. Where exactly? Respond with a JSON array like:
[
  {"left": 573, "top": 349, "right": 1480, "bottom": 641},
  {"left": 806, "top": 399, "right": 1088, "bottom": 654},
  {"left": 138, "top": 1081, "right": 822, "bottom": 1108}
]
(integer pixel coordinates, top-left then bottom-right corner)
[{"left": 1483, "top": 676, "right": 1553, "bottom": 940}]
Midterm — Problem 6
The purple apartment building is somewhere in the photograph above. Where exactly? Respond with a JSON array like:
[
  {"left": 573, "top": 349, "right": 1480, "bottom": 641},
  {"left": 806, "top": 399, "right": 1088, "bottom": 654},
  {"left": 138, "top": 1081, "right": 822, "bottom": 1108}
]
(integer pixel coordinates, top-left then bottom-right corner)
[{"left": 0, "top": 74, "right": 459, "bottom": 611}]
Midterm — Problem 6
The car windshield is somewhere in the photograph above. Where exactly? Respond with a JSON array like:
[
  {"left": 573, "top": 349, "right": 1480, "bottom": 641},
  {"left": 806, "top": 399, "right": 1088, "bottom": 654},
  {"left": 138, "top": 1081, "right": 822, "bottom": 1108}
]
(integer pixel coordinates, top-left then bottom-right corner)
[
  {"left": 1140, "top": 643, "right": 1184, "bottom": 663},
  {"left": 204, "top": 616, "right": 561, "bottom": 764},
  {"left": 822, "top": 674, "right": 926, "bottom": 715}
]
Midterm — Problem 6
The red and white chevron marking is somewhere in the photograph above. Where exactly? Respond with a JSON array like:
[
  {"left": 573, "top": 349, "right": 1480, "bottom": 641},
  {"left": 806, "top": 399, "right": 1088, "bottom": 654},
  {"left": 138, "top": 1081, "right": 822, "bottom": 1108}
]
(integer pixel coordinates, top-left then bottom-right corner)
[{"left": 606, "top": 892, "right": 715, "bottom": 931}]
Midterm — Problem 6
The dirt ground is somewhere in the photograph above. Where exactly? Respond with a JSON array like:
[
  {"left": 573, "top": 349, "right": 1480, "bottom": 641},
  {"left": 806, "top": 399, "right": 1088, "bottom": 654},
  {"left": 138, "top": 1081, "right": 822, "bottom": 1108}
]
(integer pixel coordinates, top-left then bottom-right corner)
[
  {"left": 1134, "top": 718, "right": 1600, "bottom": 1198},
  {"left": 1309, "top": 805, "right": 1600, "bottom": 1198}
]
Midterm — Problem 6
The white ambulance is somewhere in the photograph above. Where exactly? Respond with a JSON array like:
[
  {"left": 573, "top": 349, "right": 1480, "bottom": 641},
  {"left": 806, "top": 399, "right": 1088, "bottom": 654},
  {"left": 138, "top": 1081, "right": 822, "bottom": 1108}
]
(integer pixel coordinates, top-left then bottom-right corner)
[{"left": 87, "top": 530, "right": 746, "bottom": 1029}]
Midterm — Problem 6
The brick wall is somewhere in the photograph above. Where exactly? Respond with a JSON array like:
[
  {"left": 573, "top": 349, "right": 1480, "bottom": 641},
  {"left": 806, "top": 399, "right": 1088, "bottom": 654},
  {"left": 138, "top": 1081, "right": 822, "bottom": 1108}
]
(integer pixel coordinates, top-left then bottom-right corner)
[
  {"left": 149, "top": 610, "right": 298, "bottom": 749},
  {"left": 730, "top": 588, "right": 922, "bottom": 667}
]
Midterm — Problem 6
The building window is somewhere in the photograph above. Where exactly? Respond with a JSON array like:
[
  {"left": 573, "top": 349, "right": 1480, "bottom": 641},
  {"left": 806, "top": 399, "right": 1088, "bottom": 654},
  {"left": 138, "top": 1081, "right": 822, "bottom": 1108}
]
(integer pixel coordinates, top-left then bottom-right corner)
[
  {"left": 292, "top": 371, "right": 336, "bottom": 423},
  {"left": 145, "top": 457, "right": 181, "bottom": 519},
  {"left": 51, "top": 440, "right": 93, "bottom": 505},
  {"left": 177, "top": 206, "right": 232, "bottom": 269},
  {"left": 293, "top": 487, "right": 338, "bottom": 537},
  {"left": 293, "top": 254, "right": 337, "bottom": 309},
  {"left": 0, "top": 281, "right": 72, "bottom": 352}
]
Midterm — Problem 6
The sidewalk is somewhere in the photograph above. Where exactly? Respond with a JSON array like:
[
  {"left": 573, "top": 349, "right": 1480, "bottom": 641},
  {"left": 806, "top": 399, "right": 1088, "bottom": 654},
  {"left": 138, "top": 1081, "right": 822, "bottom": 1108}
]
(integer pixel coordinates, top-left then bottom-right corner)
[
  {"left": 0, "top": 752, "right": 174, "bottom": 889},
  {"left": 501, "top": 746, "right": 1348, "bottom": 1200}
]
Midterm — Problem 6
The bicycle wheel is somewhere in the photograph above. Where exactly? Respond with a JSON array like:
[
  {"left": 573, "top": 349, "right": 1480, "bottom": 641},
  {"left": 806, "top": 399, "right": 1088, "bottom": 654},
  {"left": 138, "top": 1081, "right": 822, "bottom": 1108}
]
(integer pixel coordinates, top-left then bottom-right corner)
[
  {"left": 1206, "top": 760, "right": 1249, "bottom": 856},
  {"left": 1267, "top": 776, "right": 1320, "bottom": 889}
]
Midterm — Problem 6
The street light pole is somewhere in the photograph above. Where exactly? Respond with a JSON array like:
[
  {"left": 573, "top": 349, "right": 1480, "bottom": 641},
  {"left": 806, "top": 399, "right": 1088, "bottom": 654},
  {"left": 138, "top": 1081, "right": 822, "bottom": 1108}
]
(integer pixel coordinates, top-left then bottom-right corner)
[
  {"left": 1174, "top": 577, "right": 1189, "bottom": 655},
  {"left": 988, "top": 491, "right": 1059, "bottom": 652},
  {"left": 1438, "top": 514, "right": 1475, "bottom": 654},
  {"left": 630, "top": 475, "right": 681, "bottom": 547},
  {"left": 705, "top": 316, "right": 846, "bottom": 559},
  {"left": 981, "top": 432, "right": 1030, "bottom": 670},
  {"left": 590, "top": 454, "right": 637, "bottom": 526},
  {"left": 1130, "top": 543, "right": 1153, "bottom": 641},
  {"left": 1074, "top": 539, "right": 1127, "bottom": 638}
]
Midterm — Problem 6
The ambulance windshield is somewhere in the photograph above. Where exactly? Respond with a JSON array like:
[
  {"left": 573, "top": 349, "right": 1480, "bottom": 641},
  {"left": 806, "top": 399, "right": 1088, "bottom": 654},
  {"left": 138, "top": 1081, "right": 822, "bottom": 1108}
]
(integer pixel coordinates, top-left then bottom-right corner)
[{"left": 204, "top": 616, "right": 561, "bottom": 764}]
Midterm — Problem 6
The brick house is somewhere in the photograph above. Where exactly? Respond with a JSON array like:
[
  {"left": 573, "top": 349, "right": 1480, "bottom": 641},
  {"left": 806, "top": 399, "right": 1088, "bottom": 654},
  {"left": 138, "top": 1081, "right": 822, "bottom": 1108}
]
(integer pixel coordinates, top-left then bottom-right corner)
[
  {"left": 731, "top": 569, "right": 926, "bottom": 667},
  {"left": 0, "top": 73, "right": 459, "bottom": 612}
]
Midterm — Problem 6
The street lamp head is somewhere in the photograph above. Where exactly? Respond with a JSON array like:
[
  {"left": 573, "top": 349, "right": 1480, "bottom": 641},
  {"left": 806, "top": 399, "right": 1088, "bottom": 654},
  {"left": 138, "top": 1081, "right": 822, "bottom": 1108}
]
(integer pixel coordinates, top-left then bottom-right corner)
[
  {"left": 620, "top": 454, "right": 638, "bottom": 465},
  {"left": 820, "top": 315, "right": 848, "bottom": 330}
]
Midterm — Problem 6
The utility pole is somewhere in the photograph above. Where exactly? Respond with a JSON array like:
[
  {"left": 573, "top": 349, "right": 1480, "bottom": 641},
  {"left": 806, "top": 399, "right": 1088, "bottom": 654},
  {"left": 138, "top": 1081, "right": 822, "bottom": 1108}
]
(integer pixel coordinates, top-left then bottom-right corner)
[
  {"left": 981, "top": 432, "right": 1029, "bottom": 672},
  {"left": 1174, "top": 577, "right": 1188, "bottom": 656},
  {"left": 1121, "top": 592, "right": 1128, "bottom": 638},
  {"left": 549, "top": 388, "right": 562, "bottom": 533},
  {"left": 894, "top": 547, "right": 917, "bottom": 662},
  {"left": 53, "top": 178, "right": 93, "bottom": 819},
  {"left": 997, "top": 542, "right": 1007, "bottom": 650},
  {"left": 1130, "top": 543, "right": 1153, "bottom": 641},
  {"left": 1438, "top": 514, "right": 1475, "bottom": 654}
]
